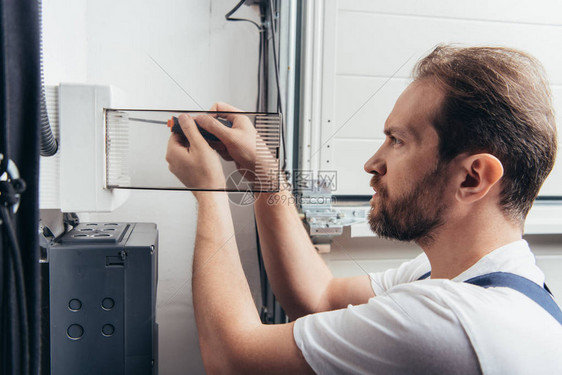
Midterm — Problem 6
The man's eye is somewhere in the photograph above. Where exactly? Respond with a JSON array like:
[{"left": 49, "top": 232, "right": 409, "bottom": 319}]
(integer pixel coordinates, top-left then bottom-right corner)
[{"left": 389, "top": 136, "right": 402, "bottom": 146}]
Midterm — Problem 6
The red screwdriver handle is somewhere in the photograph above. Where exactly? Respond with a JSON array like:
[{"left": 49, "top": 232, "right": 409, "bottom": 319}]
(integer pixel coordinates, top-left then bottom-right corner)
[{"left": 167, "top": 116, "right": 232, "bottom": 143}]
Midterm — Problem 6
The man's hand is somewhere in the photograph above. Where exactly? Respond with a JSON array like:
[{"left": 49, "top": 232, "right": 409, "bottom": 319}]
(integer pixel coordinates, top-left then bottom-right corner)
[
  {"left": 196, "top": 102, "right": 280, "bottom": 189},
  {"left": 195, "top": 102, "right": 257, "bottom": 173},
  {"left": 166, "top": 114, "right": 226, "bottom": 190}
]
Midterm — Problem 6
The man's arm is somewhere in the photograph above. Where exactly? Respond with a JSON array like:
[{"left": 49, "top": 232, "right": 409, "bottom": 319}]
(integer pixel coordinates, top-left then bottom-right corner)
[
  {"left": 192, "top": 192, "right": 314, "bottom": 374},
  {"left": 254, "top": 189, "right": 374, "bottom": 319},
  {"left": 194, "top": 102, "right": 375, "bottom": 319},
  {"left": 166, "top": 114, "right": 314, "bottom": 374}
]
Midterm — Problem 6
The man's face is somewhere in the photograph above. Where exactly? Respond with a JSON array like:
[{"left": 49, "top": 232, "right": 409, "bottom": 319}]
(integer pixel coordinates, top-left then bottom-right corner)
[{"left": 364, "top": 80, "right": 452, "bottom": 242}]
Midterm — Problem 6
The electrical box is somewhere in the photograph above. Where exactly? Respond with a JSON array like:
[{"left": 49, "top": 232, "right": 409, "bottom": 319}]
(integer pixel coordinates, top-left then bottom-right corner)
[
  {"left": 48, "top": 222, "right": 158, "bottom": 375},
  {"left": 39, "top": 84, "right": 129, "bottom": 212}
]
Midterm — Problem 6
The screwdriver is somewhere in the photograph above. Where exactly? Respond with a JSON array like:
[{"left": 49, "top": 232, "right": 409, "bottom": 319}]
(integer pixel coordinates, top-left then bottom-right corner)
[{"left": 128, "top": 116, "right": 232, "bottom": 143}]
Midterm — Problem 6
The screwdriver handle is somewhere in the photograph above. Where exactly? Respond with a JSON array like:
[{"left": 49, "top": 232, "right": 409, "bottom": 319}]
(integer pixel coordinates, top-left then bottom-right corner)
[{"left": 167, "top": 116, "right": 232, "bottom": 143}]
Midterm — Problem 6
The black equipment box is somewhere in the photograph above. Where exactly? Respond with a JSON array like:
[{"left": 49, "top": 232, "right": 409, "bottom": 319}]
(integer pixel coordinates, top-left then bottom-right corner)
[{"left": 48, "top": 222, "right": 158, "bottom": 375}]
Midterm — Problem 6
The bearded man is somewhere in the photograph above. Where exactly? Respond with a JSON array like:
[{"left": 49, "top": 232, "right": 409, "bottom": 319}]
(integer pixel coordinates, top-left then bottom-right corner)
[{"left": 166, "top": 45, "right": 562, "bottom": 374}]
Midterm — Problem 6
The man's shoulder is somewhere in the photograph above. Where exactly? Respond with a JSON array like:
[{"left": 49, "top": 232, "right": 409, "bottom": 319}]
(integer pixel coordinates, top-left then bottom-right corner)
[
  {"left": 368, "top": 252, "right": 430, "bottom": 294},
  {"left": 385, "top": 278, "right": 562, "bottom": 341},
  {"left": 380, "top": 277, "right": 558, "bottom": 329}
]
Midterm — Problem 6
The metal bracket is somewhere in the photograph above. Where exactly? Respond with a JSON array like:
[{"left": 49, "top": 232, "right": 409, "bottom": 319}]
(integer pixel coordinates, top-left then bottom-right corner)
[
  {"left": 298, "top": 179, "right": 369, "bottom": 252},
  {"left": 39, "top": 221, "right": 57, "bottom": 263}
]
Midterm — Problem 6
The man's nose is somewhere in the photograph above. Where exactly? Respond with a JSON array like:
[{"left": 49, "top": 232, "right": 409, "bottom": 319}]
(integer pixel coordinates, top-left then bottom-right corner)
[{"left": 364, "top": 148, "right": 386, "bottom": 176}]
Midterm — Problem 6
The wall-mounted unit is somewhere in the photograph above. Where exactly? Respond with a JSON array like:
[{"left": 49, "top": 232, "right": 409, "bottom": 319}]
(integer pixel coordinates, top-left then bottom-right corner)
[{"left": 40, "top": 84, "right": 129, "bottom": 212}]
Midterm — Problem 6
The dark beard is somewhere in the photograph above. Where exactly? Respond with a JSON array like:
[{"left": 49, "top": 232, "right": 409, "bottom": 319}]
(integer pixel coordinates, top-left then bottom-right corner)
[{"left": 368, "top": 164, "right": 448, "bottom": 243}]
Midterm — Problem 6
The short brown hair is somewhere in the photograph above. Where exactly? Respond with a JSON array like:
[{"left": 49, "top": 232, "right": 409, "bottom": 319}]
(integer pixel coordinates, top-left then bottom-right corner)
[{"left": 413, "top": 45, "right": 557, "bottom": 222}]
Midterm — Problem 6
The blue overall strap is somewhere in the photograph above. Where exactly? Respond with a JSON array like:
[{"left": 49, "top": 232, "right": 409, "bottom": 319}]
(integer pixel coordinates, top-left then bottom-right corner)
[
  {"left": 464, "top": 272, "right": 562, "bottom": 325},
  {"left": 418, "top": 271, "right": 554, "bottom": 295},
  {"left": 416, "top": 271, "right": 561, "bottom": 325}
]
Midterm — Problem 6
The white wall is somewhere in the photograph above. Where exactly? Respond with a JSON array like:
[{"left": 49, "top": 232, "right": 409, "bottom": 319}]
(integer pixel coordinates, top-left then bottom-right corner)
[
  {"left": 43, "top": 1, "right": 262, "bottom": 373},
  {"left": 320, "top": 0, "right": 562, "bottom": 196}
]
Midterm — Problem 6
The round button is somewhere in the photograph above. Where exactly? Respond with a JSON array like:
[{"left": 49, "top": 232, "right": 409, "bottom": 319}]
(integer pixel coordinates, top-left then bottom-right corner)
[
  {"left": 101, "top": 297, "right": 115, "bottom": 310},
  {"left": 102, "top": 324, "right": 115, "bottom": 337},
  {"left": 68, "top": 299, "right": 82, "bottom": 311},
  {"left": 67, "top": 324, "right": 84, "bottom": 340}
]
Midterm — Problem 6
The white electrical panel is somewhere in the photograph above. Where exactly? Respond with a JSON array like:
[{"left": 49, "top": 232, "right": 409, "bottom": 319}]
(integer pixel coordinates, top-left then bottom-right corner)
[{"left": 40, "top": 84, "right": 129, "bottom": 212}]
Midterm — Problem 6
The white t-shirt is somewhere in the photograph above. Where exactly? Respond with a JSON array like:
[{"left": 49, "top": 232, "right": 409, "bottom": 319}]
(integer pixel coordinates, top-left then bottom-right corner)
[{"left": 293, "top": 240, "right": 562, "bottom": 374}]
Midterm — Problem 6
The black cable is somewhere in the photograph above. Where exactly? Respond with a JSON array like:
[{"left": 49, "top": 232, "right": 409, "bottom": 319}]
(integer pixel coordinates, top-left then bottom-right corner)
[
  {"left": 0, "top": 111, "right": 9, "bottom": 178},
  {"left": 1, "top": 228, "right": 8, "bottom": 373},
  {"left": 267, "top": 0, "right": 283, "bottom": 115},
  {"left": 0, "top": 87, "right": 9, "bottom": 176},
  {"left": 38, "top": 0, "right": 57, "bottom": 157},
  {"left": 225, "top": 0, "right": 266, "bottom": 112},
  {"left": 254, "top": 219, "right": 269, "bottom": 322},
  {"left": 258, "top": 26, "right": 268, "bottom": 112},
  {"left": 1, "top": 205, "right": 29, "bottom": 374},
  {"left": 225, "top": 0, "right": 262, "bottom": 31},
  {"left": 256, "top": 27, "right": 264, "bottom": 111},
  {"left": 267, "top": 0, "right": 289, "bottom": 181},
  {"left": 259, "top": 21, "right": 269, "bottom": 112}
]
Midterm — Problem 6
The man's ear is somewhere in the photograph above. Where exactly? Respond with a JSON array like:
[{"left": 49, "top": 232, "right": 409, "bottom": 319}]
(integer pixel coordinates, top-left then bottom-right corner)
[{"left": 455, "top": 153, "right": 504, "bottom": 203}]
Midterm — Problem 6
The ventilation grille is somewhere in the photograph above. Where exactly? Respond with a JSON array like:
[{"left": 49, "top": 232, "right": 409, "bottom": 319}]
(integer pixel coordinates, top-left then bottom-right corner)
[
  {"left": 255, "top": 114, "right": 281, "bottom": 191},
  {"left": 105, "top": 110, "right": 131, "bottom": 188}
]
